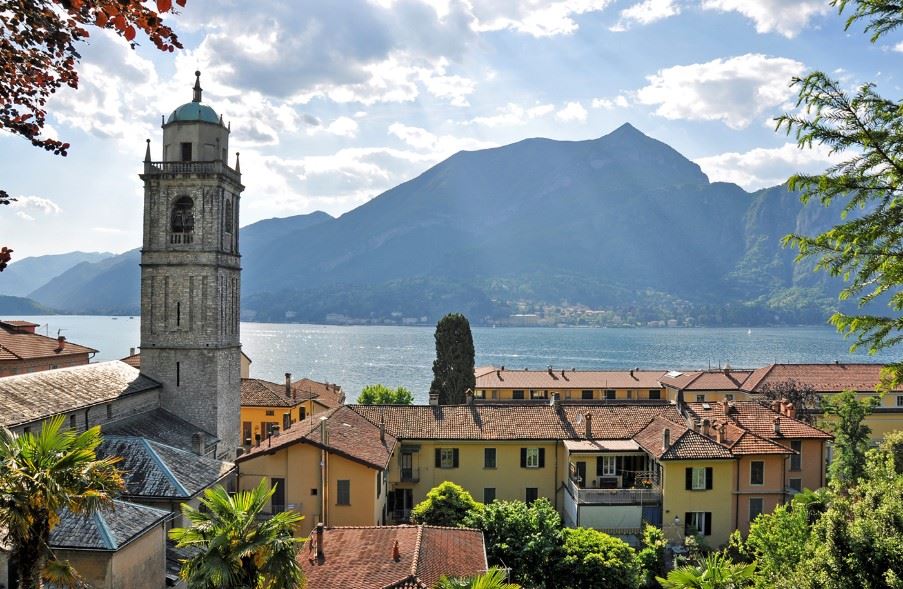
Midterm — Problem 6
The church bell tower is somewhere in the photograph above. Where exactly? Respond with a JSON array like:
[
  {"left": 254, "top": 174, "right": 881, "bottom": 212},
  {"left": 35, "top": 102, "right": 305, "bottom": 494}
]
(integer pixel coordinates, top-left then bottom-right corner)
[{"left": 139, "top": 71, "right": 242, "bottom": 458}]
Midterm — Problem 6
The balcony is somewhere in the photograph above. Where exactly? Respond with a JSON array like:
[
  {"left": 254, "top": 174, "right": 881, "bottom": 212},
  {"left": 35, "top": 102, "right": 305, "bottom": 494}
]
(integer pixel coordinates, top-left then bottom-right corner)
[
  {"left": 143, "top": 160, "right": 241, "bottom": 184},
  {"left": 401, "top": 467, "right": 420, "bottom": 483},
  {"left": 567, "top": 477, "right": 661, "bottom": 505}
]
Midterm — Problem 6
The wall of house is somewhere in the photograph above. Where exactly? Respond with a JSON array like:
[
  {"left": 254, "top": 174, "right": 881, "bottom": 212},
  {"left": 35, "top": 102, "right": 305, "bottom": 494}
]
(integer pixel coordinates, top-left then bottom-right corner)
[
  {"left": 387, "top": 440, "right": 560, "bottom": 507},
  {"left": 0, "top": 353, "right": 90, "bottom": 377},
  {"left": 11, "top": 388, "right": 161, "bottom": 436},
  {"left": 734, "top": 455, "right": 786, "bottom": 535},
  {"left": 240, "top": 354, "right": 251, "bottom": 378},
  {"left": 54, "top": 550, "right": 113, "bottom": 588},
  {"left": 661, "top": 460, "right": 735, "bottom": 547},
  {"left": 475, "top": 387, "right": 664, "bottom": 401},
  {"left": 773, "top": 438, "right": 825, "bottom": 491},
  {"left": 240, "top": 402, "right": 330, "bottom": 446},
  {"left": 110, "top": 524, "right": 167, "bottom": 589}
]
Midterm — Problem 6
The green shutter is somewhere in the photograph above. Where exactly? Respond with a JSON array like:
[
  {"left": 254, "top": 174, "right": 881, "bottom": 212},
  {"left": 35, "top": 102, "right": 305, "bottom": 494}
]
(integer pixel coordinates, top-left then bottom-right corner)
[
  {"left": 521, "top": 448, "right": 527, "bottom": 468},
  {"left": 538, "top": 448, "right": 545, "bottom": 468},
  {"left": 435, "top": 448, "right": 441, "bottom": 468},
  {"left": 452, "top": 448, "right": 459, "bottom": 468},
  {"left": 685, "top": 468, "right": 693, "bottom": 490},
  {"left": 704, "top": 512, "right": 712, "bottom": 536},
  {"left": 705, "top": 467, "right": 713, "bottom": 490}
]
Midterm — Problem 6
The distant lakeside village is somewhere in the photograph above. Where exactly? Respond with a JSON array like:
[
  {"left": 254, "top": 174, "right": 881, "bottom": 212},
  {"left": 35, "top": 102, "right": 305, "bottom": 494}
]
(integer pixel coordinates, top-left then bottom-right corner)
[{"left": 0, "top": 75, "right": 901, "bottom": 589}]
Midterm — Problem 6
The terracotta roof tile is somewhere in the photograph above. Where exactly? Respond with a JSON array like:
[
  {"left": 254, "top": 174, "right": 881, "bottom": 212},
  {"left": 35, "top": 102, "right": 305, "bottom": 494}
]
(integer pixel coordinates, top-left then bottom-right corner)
[
  {"left": 634, "top": 416, "right": 733, "bottom": 460},
  {"left": 237, "top": 406, "right": 395, "bottom": 470},
  {"left": 686, "top": 401, "right": 832, "bottom": 440},
  {"left": 0, "top": 321, "right": 96, "bottom": 361},
  {"left": 0, "top": 361, "right": 160, "bottom": 427},
  {"left": 300, "top": 526, "right": 486, "bottom": 589},
  {"left": 741, "top": 363, "right": 902, "bottom": 393},
  {"left": 240, "top": 377, "right": 345, "bottom": 408},
  {"left": 475, "top": 367, "right": 666, "bottom": 390},
  {"left": 661, "top": 370, "right": 753, "bottom": 391},
  {"left": 120, "top": 354, "right": 141, "bottom": 368}
]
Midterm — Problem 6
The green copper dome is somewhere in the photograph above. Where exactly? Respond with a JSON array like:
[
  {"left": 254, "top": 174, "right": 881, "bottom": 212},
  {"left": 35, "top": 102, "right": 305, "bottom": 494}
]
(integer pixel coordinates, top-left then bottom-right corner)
[{"left": 167, "top": 102, "right": 220, "bottom": 124}]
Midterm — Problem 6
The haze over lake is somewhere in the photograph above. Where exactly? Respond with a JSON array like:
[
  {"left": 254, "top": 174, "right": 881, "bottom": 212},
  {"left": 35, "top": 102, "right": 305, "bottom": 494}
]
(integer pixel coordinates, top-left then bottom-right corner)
[{"left": 18, "top": 316, "right": 902, "bottom": 404}]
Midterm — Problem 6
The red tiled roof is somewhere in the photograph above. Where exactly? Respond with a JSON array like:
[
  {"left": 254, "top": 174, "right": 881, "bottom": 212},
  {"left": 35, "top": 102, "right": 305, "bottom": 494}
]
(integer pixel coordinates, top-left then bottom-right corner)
[
  {"left": 236, "top": 406, "right": 396, "bottom": 470},
  {"left": 120, "top": 354, "right": 141, "bottom": 369},
  {"left": 634, "top": 416, "right": 733, "bottom": 460},
  {"left": 295, "top": 377, "right": 345, "bottom": 407},
  {"left": 660, "top": 370, "right": 753, "bottom": 391},
  {"left": 741, "top": 363, "right": 902, "bottom": 393},
  {"left": 686, "top": 401, "right": 832, "bottom": 440},
  {"left": 0, "top": 322, "right": 96, "bottom": 361},
  {"left": 240, "top": 377, "right": 345, "bottom": 408},
  {"left": 475, "top": 367, "right": 666, "bottom": 390},
  {"left": 300, "top": 525, "right": 486, "bottom": 589}
]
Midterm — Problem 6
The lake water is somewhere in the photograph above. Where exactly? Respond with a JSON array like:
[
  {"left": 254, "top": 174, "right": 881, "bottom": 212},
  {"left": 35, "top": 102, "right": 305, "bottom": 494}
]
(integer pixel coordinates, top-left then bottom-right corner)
[{"left": 15, "top": 316, "right": 903, "bottom": 404}]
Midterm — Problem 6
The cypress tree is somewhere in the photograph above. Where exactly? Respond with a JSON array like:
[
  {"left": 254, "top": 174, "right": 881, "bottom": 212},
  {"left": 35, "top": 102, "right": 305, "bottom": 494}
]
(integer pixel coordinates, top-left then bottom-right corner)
[{"left": 430, "top": 313, "right": 476, "bottom": 404}]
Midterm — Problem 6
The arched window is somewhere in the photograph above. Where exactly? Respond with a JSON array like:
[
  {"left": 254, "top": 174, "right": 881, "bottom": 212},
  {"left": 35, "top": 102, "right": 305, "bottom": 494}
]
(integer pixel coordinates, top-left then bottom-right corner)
[
  {"left": 170, "top": 196, "right": 194, "bottom": 244},
  {"left": 224, "top": 198, "right": 233, "bottom": 234}
]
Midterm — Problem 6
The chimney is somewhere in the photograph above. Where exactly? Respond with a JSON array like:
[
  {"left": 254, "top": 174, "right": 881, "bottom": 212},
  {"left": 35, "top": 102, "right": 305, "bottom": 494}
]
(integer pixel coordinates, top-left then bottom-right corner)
[
  {"left": 629, "top": 368, "right": 634, "bottom": 378},
  {"left": 585, "top": 412, "right": 592, "bottom": 439},
  {"left": 465, "top": 389, "right": 474, "bottom": 405},
  {"left": 786, "top": 402, "right": 796, "bottom": 419},
  {"left": 773, "top": 416, "right": 781, "bottom": 436},
  {"left": 662, "top": 428, "right": 671, "bottom": 451},
  {"left": 285, "top": 373, "right": 292, "bottom": 397},
  {"left": 496, "top": 369, "right": 501, "bottom": 379},
  {"left": 192, "top": 432, "right": 204, "bottom": 456},
  {"left": 713, "top": 422, "right": 724, "bottom": 444},
  {"left": 702, "top": 419, "right": 710, "bottom": 438},
  {"left": 55, "top": 335, "right": 66, "bottom": 352},
  {"left": 392, "top": 540, "right": 400, "bottom": 562},
  {"left": 380, "top": 416, "right": 386, "bottom": 444},
  {"left": 771, "top": 400, "right": 782, "bottom": 413},
  {"left": 316, "top": 523, "right": 325, "bottom": 561},
  {"left": 129, "top": 347, "right": 136, "bottom": 356},
  {"left": 720, "top": 398, "right": 730, "bottom": 414},
  {"left": 550, "top": 392, "right": 559, "bottom": 407},
  {"left": 429, "top": 392, "right": 440, "bottom": 406},
  {"left": 548, "top": 365, "right": 554, "bottom": 377}
]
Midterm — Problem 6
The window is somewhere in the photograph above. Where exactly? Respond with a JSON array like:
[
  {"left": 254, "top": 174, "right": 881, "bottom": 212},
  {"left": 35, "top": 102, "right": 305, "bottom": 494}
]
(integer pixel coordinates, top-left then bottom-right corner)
[
  {"left": 599, "top": 455, "right": 616, "bottom": 476},
  {"left": 170, "top": 196, "right": 195, "bottom": 244},
  {"left": 531, "top": 389, "right": 546, "bottom": 399},
  {"left": 896, "top": 395, "right": 903, "bottom": 407},
  {"left": 685, "top": 512, "right": 712, "bottom": 536},
  {"left": 242, "top": 421, "right": 252, "bottom": 445},
  {"left": 626, "top": 390, "right": 633, "bottom": 399},
  {"left": 788, "top": 478, "right": 802, "bottom": 492},
  {"left": 474, "top": 389, "right": 484, "bottom": 398},
  {"left": 525, "top": 488, "right": 539, "bottom": 504},
  {"left": 749, "top": 498, "right": 764, "bottom": 523},
  {"left": 484, "top": 488, "right": 496, "bottom": 503},
  {"left": 686, "top": 467, "right": 713, "bottom": 490},
  {"left": 522, "top": 447, "right": 545, "bottom": 468},
  {"left": 790, "top": 441, "right": 802, "bottom": 471},
  {"left": 106, "top": 404, "right": 112, "bottom": 419},
  {"left": 582, "top": 390, "right": 594, "bottom": 400},
  {"left": 725, "top": 394, "right": 734, "bottom": 401},
  {"left": 176, "top": 361, "right": 180, "bottom": 386},
  {"left": 337, "top": 480, "right": 350, "bottom": 505},
  {"left": 300, "top": 407, "right": 307, "bottom": 420},
  {"left": 224, "top": 199, "right": 233, "bottom": 234},
  {"left": 649, "top": 389, "right": 661, "bottom": 400},
  {"left": 512, "top": 390, "right": 525, "bottom": 400},
  {"left": 69, "top": 414, "right": 76, "bottom": 429},
  {"left": 696, "top": 394, "right": 705, "bottom": 402},
  {"left": 435, "top": 448, "right": 459, "bottom": 469},
  {"left": 176, "top": 301, "right": 181, "bottom": 327},
  {"left": 265, "top": 410, "right": 275, "bottom": 417},
  {"left": 604, "top": 389, "right": 616, "bottom": 400},
  {"left": 750, "top": 461, "right": 764, "bottom": 485},
  {"left": 311, "top": 488, "right": 318, "bottom": 496},
  {"left": 282, "top": 412, "right": 292, "bottom": 431},
  {"left": 180, "top": 142, "right": 192, "bottom": 161},
  {"left": 484, "top": 448, "right": 497, "bottom": 469}
]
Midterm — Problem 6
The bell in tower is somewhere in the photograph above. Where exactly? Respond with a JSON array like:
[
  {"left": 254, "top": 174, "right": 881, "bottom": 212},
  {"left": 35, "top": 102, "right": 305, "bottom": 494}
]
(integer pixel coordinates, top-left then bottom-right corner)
[{"left": 139, "top": 71, "right": 243, "bottom": 458}]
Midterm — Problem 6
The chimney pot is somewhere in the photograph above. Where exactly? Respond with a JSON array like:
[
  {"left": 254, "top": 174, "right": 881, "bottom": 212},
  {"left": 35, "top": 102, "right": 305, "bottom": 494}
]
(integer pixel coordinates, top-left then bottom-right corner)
[
  {"left": 129, "top": 347, "right": 135, "bottom": 356},
  {"left": 773, "top": 416, "right": 781, "bottom": 436},
  {"left": 56, "top": 335, "right": 66, "bottom": 352},
  {"left": 662, "top": 428, "right": 671, "bottom": 450},
  {"left": 191, "top": 432, "right": 204, "bottom": 456},
  {"left": 786, "top": 402, "right": 796, "bottom": 419},
  {"left": 585, "top": 413, "right": 592, "bottom": 439},
  {"left": 316, "top": 523, "right": 325, "bottom": 561},
  {"left": 429, "top": 392, "right": 440, "bottom": 406},
  {"left": 702, "top": 419, "right": 710, "bottom": 438},
  {"left": 392, "top": 539, "right": 400, "bottom": 562}
]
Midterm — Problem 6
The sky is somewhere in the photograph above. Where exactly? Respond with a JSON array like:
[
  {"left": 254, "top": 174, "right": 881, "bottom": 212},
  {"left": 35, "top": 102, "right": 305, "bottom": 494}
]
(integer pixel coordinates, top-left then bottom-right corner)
[{"left": 0, "top": 0, "right": 900, "bottom": 258}]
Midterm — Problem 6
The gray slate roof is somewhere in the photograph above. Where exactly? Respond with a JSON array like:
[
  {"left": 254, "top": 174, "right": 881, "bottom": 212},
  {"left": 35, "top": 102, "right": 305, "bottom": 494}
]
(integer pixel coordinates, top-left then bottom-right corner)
[
  {"left": 0, "top": 361, "right": 159, "bottom": 427},
  {"left": 50, "top": 500, "right": 168, "bottom": 551},
  {"left": 99, "top": 436, "right": 235, "bottom": 499},
  {"left": 102, "top": 408, "right": 218, "bottom": 453}
]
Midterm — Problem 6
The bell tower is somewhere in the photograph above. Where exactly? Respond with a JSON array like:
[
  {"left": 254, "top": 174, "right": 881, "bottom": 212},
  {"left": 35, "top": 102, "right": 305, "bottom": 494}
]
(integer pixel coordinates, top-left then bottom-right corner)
[{"left": 139, "top": 71, "right": 242, "bottom": 458}]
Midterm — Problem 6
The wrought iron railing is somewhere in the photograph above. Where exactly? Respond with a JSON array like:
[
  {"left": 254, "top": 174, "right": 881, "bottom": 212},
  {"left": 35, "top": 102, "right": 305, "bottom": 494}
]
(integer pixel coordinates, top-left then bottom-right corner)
[
  {"left": 143, "top": 160, "right": 241, "bottom": 182},
  {"left": 567, "top": 478, "right": 662, "bottom": 505}
]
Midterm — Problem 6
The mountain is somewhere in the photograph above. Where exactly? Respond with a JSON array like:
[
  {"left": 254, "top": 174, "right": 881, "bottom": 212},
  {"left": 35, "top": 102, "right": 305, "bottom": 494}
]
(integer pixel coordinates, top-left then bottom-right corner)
[
  {"left": 0, "top": 295, "right": 53, "bottom": 315},
  {"left": 0, "top": 251, "right": 114, "bottom": 297},
  {"left": 25, "top": 125, "right": 851, "bottom": 325}
]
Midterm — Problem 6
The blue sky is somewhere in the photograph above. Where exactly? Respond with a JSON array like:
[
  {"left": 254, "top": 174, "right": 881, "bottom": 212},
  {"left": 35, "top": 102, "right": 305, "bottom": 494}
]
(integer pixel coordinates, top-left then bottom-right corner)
[{"left": 0, "top": 0, "right": 899, "bottom": 258}]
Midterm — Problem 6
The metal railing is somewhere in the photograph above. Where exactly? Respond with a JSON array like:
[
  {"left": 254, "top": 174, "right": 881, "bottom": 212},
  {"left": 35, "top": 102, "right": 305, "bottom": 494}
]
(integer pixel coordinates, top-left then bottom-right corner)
[
  {"left": 567, "top": 478, "right": 662, "bottom": 505},
  {"left": 401, "top": 467, "right": 420, "bottom": 482},
  {"left": 143, "top": 160, "right": 241, "bottom": 183}
]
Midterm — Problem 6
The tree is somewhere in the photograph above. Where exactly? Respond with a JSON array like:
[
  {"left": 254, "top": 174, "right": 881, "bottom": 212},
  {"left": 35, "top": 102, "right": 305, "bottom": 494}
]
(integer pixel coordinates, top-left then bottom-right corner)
[
  {"left": 410, "top": 481, "right": 482, "bottom": 527},
  {"left": 657, "top": 552, "right": 756, "bottom": 589},
  {"left": 636, "top": 524, "right": 667, "bottom": 588},
  {"left": 823, "top": 390, "right": 878, "bottom": 488},
  {"left": 464, "top": 498, "right": 562, "bottom": 588},
  {"left": 169, "top": 480, "right": 303, "bottom": 589},
  {"left": 430, "top": 313, "right": 476, "bottom": 405},
  {"left": 552, "top": 527, "right": 641, "bottom": 589},
  {"left": 356, "top": 384, "right": 414, "bottom": 405},
  {"left": 776, "top": 0, "right": 903, "bottom": 388},
  {"left": 757, "top": 379, "right": 821, "bottom": 424},
  {"left": 436, "top": 568, "right": 522, "bottom": 589},
  {"left": 0, "top": 415, "right": 124, "bottom": 589},
  {"left": 743, "top": 495, "right": 815, "bottom": 588}
]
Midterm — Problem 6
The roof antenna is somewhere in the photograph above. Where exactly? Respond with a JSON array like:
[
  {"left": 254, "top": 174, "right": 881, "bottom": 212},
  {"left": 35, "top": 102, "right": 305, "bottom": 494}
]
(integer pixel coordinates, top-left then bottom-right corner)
[{"left": 193, "top": 70, "right": 202, "bottom": 102}]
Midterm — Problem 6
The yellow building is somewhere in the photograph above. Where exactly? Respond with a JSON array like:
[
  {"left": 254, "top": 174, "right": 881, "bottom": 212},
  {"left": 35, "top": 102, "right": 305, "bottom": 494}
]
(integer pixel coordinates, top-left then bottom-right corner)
[
  {"left": 475, "top": 366, "right": 666, "bottom": 401},
  {"left": 240, "top": 373, "right": 344, "bottom": 447},
  {"left": 235, "top": 405, "right": 395, "bottom": 536}
]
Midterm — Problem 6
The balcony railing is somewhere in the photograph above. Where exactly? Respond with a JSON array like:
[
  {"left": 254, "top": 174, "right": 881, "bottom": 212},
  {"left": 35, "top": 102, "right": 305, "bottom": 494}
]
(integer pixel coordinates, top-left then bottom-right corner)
[
  {"left": 143, "top": 160, "right": 241, "bottom": 183},
  {"left": 567, "top": 478, "right": 661, "bottom": 505},
  {"left": 401, "top": 467, "right": 420, "bottom": 482}
]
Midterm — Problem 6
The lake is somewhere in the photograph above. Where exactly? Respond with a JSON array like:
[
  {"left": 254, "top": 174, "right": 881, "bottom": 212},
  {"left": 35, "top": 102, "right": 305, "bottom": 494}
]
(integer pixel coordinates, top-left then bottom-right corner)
[{"left": 14, "top": 316, "right": 903, "bottom": 404}]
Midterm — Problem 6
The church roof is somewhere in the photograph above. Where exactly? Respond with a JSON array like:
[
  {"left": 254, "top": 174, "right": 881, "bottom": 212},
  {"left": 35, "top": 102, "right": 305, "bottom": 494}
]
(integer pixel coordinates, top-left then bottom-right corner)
[{"left": 167, "top": 101, "right": 220, "bottom": 124}]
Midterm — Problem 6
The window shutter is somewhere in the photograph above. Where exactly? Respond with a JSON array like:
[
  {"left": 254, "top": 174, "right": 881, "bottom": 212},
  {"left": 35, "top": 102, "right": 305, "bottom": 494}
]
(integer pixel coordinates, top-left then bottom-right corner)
[
  {"left": 704, "top": 513, "right": 712, "bottom": 536},
  {"left": 521, "top": 448, "right": 527, "bottom": 468},
  {"left": 538, "top": 448, "right": 545, "bottom": 468},
  {"left": 596, "top": 456, "right": 604, "bottom": 476},
  {"left": 435, "top": 449, "right": 441, "bottom": 468},
  {"left": 685, "top": 468, "right": 692, "bottom": 490},
  {"left": 705, "top": 467, "right": 713, "bottom": 490},
  {"left": 453, "top": 449, "right": 459, "bottom": 468}
]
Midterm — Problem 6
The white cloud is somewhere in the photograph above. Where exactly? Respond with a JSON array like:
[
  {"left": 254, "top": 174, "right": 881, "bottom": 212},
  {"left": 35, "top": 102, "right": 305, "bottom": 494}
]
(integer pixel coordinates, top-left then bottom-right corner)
[
  {"left": 16, "top": 212, "right": 35, "bottom": 222},
  {"left": 610, "top": 0, "right": 679, "bottom": 31},
  {"left": 11, "top": 196, "right": 62, "bottom": 218},
  {"left": 388, "top": 123, "right": 497, "bottom": 153},
  {"left": 694, "top": 142, "right": 841, "bottom": 190},
  {"left": 592, "top": 95, "right": 630, "bottom": 109},
  {"left": 470, "top": 0, "right": 616, "bottom": 37},
  {"left": 468, "top": 102, "right": 556, "bottom": 127},
  {"left": 700, "top": 0, "right": 830, "bottom": 38},
  {"left": 556, "top": 101, "right": 588, "bottom": 122},
  {"left": 636, "top": 53, "right": 805, "bottom": 129},
  {"left": 323, "top": 116, "right": 360, "bottom": 138},
  {"left": 893, "top": 41, "right": 903, "bottom": 52}
]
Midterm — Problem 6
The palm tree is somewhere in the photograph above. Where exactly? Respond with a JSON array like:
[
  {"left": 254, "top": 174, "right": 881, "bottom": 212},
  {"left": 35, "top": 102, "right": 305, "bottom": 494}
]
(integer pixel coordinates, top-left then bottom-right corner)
[
  {"left": 436, "top": 567, "right": 522, "bottom": 589},
  {"left": 0, "top": 415, "right": 124, "bottom": 589},
  {"left": 169, "top": 479, "right": 303, "bottom": 589},
  {"left": 657, "top": 552, "right": 756, "bottom": 589}
]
